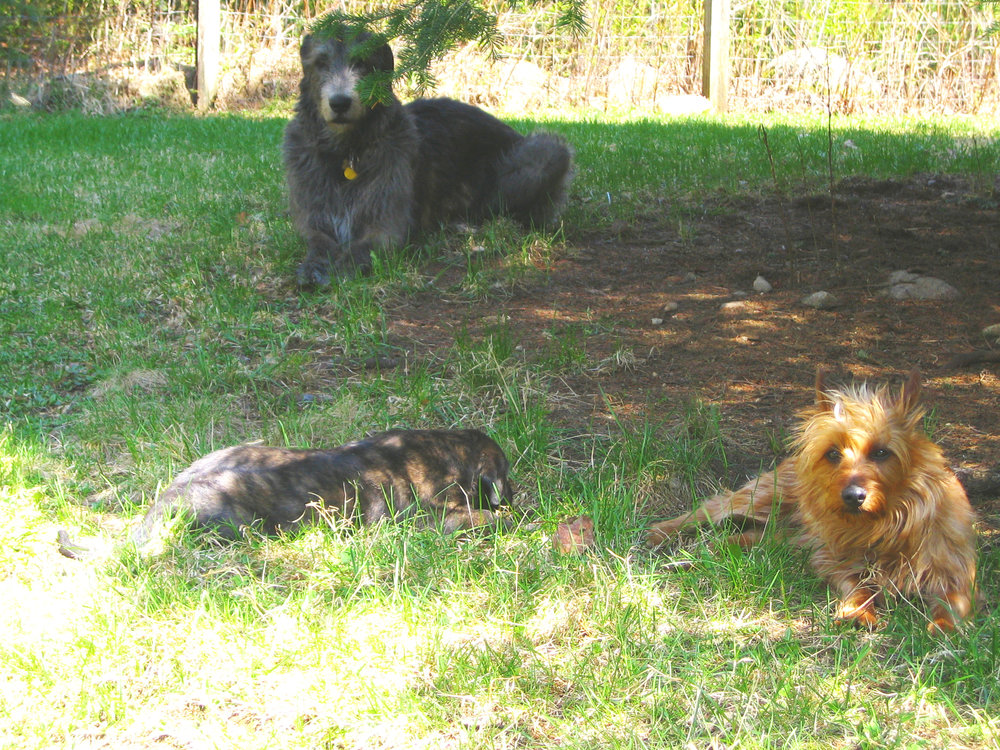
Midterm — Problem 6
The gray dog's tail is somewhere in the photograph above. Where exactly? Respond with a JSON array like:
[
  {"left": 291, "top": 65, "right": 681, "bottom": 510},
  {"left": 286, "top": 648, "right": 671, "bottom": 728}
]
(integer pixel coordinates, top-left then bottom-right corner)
[{"left": 496, "top": 133, "right": 573, "bottom": 228}]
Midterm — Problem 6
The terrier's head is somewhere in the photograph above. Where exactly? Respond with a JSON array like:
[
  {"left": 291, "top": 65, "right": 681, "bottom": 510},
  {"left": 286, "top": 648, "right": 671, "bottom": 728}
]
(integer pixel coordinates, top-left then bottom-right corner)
[{"left": 793, "top": 369, "right": 930, "bottom": 520}]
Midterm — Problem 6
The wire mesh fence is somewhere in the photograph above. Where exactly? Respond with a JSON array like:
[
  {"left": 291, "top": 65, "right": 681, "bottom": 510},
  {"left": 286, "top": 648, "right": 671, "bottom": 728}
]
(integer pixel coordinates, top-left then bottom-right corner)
[{"left": 3, "top": 0, "right": 999, "bottom": 114}]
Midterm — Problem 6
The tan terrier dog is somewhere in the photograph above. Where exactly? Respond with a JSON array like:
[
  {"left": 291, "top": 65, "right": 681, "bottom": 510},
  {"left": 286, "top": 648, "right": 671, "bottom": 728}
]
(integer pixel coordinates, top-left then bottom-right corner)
[{"left": 648, "top": 370, "right": 977, "bottom": 634}]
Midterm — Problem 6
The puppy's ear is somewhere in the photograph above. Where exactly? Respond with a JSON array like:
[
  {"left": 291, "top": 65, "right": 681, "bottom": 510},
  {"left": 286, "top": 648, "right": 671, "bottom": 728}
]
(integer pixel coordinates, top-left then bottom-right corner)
[
  {"left": 478, "top": 476, "right": 504, "bottom": 508},
  {"left": 499, "top": 476, "right": 514, "bottom": 505},
  {"left": 898, "top": 368, "right": 922, "bottom": 413},
  {"left": 814, "top": 366, "right": 834, "bottom": 410},
  {"left": 300, "top": 34, "right": 313, "bottom": 61}
]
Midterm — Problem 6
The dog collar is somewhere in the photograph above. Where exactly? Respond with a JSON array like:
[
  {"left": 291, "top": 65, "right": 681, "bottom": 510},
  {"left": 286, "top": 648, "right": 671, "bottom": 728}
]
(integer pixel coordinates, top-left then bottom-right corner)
[{"left": 342, "top": 159, "right": 358, "bottom": 180}]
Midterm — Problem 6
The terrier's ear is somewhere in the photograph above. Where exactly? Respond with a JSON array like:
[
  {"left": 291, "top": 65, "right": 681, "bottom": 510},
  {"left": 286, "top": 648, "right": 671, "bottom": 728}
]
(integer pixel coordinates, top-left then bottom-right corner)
[
  {"left": 300, "top": 34, "right": 313, "bottom": 61},
  {"left": 898, "top": 368, "right": 922, "bottom": 412},
  {"left": 814, "top": 366, "right": 834, "bottom": 410}
]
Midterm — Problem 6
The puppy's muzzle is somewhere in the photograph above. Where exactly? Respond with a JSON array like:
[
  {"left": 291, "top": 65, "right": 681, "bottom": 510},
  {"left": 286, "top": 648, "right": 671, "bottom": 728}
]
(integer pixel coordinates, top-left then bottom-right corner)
[{"left": 841, "top": 484, "right": 867, "bottom": 511}]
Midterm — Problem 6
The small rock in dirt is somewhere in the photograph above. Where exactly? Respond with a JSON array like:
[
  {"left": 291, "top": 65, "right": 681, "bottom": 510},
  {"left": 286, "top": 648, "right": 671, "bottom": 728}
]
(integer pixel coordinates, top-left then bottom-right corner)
[
  {"left": 662, "top": 301, "right": 679, "bottom": 313},
  {"left": 655, "top": 94, "right": 712, "bottom": 115},
  {"left": 982, "top": 323, "right": 1000, "bottom": 339},
  {"left": 89, "top": 369, "right": 168, "bottom": 399},
  {"left": 651, "top": 317, "right": 664, "bottom": 326},
  {"left": 753, "top": 275, "right": 773, "bottom": 293},
  {"left": 71, "top": 218, "right": 101, "bottom": 237},
  {"left": 681, "top": 272, "right": 698, "bottom": 284},
  {"left": 721, "top": 300, "right": 748, "bottom": 313},
  {"left": 298, "top": 393, "right": 335, "bottom": 405},
  {"left": 886, "top": 275, "right": 959, "bottom": 301},
  {"left": 801, "top": 291, "right": 839, "bottom": 309},
  {"left": 364, "top": 356, "right": 401, "bottom": 370},
  {"left": 888, "top": 270, "right": 920, "bottom": 285}
]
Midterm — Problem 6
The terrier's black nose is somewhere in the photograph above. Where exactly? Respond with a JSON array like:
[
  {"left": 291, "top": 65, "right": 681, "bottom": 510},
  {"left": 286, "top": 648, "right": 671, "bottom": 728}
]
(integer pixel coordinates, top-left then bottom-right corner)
[
  {"left": 842, "top": 485, "right": 867, "bottom": 510},
  {"left": 328, "top": 94, "right": 353, "bottom": 115}
]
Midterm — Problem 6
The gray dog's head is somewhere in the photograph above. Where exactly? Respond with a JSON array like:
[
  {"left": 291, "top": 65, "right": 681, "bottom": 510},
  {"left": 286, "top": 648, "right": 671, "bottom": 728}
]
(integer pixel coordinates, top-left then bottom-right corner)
[{"left": 299, "top": 32, "right": 394, "bottom": 132}]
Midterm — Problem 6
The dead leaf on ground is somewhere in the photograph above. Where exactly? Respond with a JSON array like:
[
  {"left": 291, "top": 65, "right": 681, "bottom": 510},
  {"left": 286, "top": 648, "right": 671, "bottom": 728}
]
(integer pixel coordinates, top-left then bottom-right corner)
[{"left": 553, "top": 515, "right": 596, "bottom": 555}]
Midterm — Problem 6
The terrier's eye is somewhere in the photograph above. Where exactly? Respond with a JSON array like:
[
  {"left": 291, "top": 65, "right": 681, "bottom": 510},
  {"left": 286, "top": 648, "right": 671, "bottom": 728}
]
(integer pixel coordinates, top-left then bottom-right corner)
[
  {"left": 824, "top": 448, "right": 842, "bottom": 463},
  {"left": 870, "top": 447, "right": 893, "bottom": 462}
]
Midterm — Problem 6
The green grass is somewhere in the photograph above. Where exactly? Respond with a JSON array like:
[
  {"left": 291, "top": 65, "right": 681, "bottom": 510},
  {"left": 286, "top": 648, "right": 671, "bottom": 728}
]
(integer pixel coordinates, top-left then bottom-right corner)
[{"left": 2, "top": 107, "right": 999, "bottom": 748}]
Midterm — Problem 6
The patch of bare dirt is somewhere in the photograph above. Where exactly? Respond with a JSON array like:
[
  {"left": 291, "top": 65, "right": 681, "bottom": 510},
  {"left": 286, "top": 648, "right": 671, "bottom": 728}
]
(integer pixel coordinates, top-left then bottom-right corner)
[{"left": 381, "top": 175, "right": 1000, "bottom": 520}]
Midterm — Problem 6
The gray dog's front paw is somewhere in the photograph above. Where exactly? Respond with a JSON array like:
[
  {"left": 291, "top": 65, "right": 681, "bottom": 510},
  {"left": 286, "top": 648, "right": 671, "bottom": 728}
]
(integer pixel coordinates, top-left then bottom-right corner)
[
  {"left": 333, "top": 249, "right": 373, "bottom": 276},
  {"left": 296, "top": 259, "right": 332, "bottom": 288}
]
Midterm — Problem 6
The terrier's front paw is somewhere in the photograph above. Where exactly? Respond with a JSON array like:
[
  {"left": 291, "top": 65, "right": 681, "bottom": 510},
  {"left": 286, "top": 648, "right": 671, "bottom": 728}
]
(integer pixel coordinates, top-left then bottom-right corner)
[
  {"left": 835, "top": 596, "right": 880, "bottom": 629},
  {"left": 646, "top": 518, "right": 686, "bottom": 548}
]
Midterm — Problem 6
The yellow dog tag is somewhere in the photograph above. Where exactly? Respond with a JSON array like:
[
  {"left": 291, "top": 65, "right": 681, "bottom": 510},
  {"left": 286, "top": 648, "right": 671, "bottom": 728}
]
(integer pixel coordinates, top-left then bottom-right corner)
[{"left": 342, "top": 160, "right": 358, "bottom": 180}]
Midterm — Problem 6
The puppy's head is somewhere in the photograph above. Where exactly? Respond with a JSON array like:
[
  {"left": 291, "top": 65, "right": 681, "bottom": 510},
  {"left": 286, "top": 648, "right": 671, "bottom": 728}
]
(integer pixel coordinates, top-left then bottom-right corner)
[
  {"left": 478, "top": 472, "right": 514, "bottom": 509},
  {"left": 471, "top": 434, "right": 515, "bottom": 508},
  {"left": 793, "top": 369, "right": 928, "bottom": 521},
  {"left": 299, "top": 30, "right": 394, "bottom": 131}
]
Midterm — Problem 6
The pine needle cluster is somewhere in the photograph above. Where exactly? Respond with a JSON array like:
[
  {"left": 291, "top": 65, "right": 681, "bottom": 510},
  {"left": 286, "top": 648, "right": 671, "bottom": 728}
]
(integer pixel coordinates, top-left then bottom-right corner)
[
  {"left": 310, "top": 0, "right": 587, "bottom": 102},
  {"left": 982, "top": 0, "right": 1000, "bottom": 38}
]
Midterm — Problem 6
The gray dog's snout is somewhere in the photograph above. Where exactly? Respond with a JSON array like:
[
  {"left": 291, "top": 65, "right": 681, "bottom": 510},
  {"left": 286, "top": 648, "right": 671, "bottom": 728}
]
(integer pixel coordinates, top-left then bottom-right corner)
[{"left": 328, "top": 94, "right": 353, "bottom": 115}]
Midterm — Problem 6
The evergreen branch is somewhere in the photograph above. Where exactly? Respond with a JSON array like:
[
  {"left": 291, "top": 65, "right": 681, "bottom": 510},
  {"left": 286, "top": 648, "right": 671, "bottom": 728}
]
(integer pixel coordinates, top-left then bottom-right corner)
[
  {"left": 310, "top": 0, "right": 586, "bottom": 97},
  {"left": 978, "top": 0, "right": 1000, "bottom": 38}
]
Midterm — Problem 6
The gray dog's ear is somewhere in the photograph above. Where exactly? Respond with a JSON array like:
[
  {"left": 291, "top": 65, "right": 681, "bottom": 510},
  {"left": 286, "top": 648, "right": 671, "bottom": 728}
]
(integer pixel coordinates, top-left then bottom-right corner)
[
  {"left": 300, "top": 34, "right": 313, "bottom": 60},
  {"left": 371, "top": 42, "right": 394, "bottom": 73}
]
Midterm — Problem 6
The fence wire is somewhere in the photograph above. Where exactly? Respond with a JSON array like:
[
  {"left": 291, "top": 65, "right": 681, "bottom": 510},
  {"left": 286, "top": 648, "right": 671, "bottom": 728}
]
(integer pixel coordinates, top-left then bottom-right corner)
[{"left": 4, "top": 0, "right": 999, "bottom": 114}]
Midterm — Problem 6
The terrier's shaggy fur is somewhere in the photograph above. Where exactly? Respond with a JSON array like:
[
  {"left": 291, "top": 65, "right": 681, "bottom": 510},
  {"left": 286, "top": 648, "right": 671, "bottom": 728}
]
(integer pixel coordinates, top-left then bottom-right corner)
[
  {"left": 283, "top": 31, "right": 573, "bottom": 287},
  {"left": 132, "top": 429, "right": 514, "bottom": 547},
  {"left": 647, "top": 370, "right": 977, "bottom": 634}
]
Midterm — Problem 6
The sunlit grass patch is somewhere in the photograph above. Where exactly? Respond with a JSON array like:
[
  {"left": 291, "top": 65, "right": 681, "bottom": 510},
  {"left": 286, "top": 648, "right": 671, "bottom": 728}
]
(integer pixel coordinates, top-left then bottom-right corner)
[{"left": 1, "top": 109, "right": 998, "bottom": 748}]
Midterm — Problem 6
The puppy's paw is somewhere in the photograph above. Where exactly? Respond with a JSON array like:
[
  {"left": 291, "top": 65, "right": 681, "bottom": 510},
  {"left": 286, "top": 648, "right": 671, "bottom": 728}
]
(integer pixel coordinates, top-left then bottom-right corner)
[{"left": 646, "top": 519, "right": 683, "bottom": 548}]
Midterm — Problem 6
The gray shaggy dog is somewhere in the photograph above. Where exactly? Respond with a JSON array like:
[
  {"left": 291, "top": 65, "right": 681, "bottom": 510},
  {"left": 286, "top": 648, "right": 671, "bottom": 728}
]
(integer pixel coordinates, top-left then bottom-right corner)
[
  {"left": 130, "top": 429, "right": 515, "bottom": 548},
  {"left": 284, "top": 30, "right": 574, "bottom": 287}
]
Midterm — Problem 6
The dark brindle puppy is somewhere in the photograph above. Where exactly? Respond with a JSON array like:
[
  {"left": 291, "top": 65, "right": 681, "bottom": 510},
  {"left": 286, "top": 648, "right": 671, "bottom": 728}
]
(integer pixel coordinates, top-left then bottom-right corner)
[
  {"left": 131, "top": 429, "right": 514, "bottom": 547},
  {"left": 284, "top": 30, "right": 573, "bottom": 287}
]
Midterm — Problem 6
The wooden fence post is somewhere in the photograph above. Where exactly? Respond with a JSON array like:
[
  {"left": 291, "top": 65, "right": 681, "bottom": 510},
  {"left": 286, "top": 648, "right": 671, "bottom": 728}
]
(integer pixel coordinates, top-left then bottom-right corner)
[
  {"left": 197, "top": 0, "right": 220, "bottom": 110},
  {"left": 702, "top": 0, "right": 730, "bottom": 113}
]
